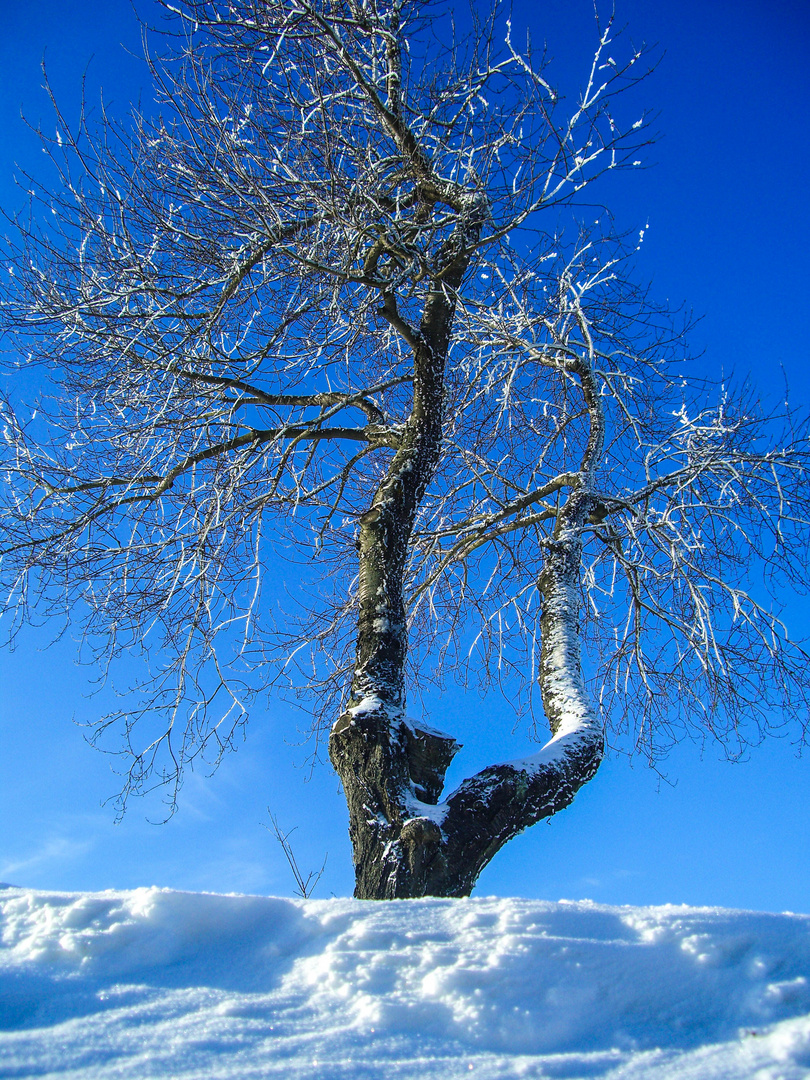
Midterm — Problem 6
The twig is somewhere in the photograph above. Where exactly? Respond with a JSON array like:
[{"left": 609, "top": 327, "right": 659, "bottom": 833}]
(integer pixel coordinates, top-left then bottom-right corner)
[{"left": 265, "top": 812, "right": 328, "bottom": 899}]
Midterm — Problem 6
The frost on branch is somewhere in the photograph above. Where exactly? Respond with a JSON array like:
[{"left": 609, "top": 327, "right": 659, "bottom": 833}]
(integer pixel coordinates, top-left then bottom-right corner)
[{"left": 1, "top": 0, "right": 808, "bottom": 896}]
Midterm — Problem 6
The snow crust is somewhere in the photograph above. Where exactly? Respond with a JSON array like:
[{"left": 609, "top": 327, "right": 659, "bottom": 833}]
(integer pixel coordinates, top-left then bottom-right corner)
[
  {"left": 401, "top": 792, "right": 449, "bottom": 826},
  {"left": 402, "top": 715, "right": 457, "bottom": 743},
  {"left": 2, "top": 886, "right": 810, "bottom": 1078},
  {"left": 505, "top": 724, "right": 599, "bottom": 775},
  {"left": 524, "top": 553, "right": 602, "bottom": 777}
]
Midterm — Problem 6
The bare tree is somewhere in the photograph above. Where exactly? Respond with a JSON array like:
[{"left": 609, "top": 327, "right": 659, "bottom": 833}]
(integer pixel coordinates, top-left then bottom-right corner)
[{"left": 1, "top": 0, "right": 808, "bottom": 899}]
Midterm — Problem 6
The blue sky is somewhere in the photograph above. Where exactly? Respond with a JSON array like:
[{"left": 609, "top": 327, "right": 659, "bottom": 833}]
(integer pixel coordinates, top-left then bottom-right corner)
[{"left": 1, "top": 0, "right": 809, "bottom": 910}]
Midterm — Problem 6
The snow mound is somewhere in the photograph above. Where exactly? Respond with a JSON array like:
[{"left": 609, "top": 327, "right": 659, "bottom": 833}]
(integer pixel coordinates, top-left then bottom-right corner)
[{"left": 2, "top": 886, "right": 810, "bottom": 1078}]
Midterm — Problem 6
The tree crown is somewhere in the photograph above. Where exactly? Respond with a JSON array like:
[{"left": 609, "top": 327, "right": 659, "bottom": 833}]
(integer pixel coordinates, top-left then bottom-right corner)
[{"left": 1, "top": 0, "right": 808, "bottom": 819}]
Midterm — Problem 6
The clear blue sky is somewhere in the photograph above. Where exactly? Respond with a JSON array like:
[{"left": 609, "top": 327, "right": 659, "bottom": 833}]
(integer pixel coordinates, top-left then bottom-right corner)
[{"left": 1, "top": 0, "right": 809, "bottom": 910}]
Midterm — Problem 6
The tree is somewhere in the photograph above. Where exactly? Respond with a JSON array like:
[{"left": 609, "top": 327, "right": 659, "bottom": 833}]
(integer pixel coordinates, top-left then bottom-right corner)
[{"left": 1, "top": 0, "right": 808, "bottom": 899}]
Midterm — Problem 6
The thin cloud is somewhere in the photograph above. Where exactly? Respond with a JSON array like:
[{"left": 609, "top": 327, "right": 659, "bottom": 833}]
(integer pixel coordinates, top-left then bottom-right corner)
[{"left": 0, "top": 835, "right": 95, "bottom": 880}]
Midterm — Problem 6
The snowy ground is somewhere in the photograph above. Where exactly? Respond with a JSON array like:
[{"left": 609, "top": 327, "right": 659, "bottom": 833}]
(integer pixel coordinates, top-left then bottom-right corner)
[{"left": 1, "top": 886, "right": 810, "bottom": 1079}]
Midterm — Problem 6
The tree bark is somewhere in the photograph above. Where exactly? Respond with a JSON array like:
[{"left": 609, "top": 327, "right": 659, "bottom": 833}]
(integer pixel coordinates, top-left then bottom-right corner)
[
  {"left": 329, "top": 262, "right": 466, "bottom": 898},
  {"left": 329, "top": 497, "right": 603, "bottom": 898},
  {"left": 328, "top": 196, "right": 603, "bottom": 899}
]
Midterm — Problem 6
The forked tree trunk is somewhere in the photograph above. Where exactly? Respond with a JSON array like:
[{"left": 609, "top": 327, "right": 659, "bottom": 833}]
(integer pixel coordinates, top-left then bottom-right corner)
[
  {"left": 329, "top": 200, "right": 602, "bottom": 899},
  {"left": 328, "top": 190, "right": 604, "bottom": 898},
  {"left": 329, "top": 526, "right": 604, "bottom": 899}
]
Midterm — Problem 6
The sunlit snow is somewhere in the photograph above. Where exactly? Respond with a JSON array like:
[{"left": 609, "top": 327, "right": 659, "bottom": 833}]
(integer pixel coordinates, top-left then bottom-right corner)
[{"left": 2, "top": 886, "right": 810, "bottom": 1078}]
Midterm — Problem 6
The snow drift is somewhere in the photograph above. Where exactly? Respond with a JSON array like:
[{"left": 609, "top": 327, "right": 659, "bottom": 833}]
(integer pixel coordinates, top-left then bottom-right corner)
[{"left": 1, "top": 885, "right": 810, "bottom": 1078}]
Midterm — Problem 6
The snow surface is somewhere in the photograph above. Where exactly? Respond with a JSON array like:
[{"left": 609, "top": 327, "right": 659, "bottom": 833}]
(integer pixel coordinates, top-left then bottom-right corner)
[{"left": 2, "top": 886, "right": 810, "bottom": 1079}]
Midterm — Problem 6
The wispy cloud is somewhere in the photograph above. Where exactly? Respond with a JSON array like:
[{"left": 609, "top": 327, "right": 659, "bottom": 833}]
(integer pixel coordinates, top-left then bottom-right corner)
[{"left": 0, "top": 835, "right": 95, "bottom": 881}]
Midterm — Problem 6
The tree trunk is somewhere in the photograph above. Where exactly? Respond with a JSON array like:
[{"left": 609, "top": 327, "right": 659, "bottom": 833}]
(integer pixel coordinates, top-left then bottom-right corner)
[
  {"left": 328, "top": 197, "right": 602, "bottom": 899},
  {"left": 329, "top": 527, "right": 603, "bottom": 899}
]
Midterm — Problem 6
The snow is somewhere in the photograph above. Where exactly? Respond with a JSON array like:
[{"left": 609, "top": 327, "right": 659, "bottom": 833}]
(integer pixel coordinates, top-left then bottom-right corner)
[
  {"left": 402, "top": 715, "right": 457, "bottom": 742},
  {"left": 400, "top": 794, "right": 449, "bottom": 826},
  {"left": 2, "top": 887, "right": 810, "bottom": 1078},
  {"left": 506, "top": 724, "right": 599, "bottom": 775},
  {"left": 510, "top": 558, "right": 602, "bottom": 777}
]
